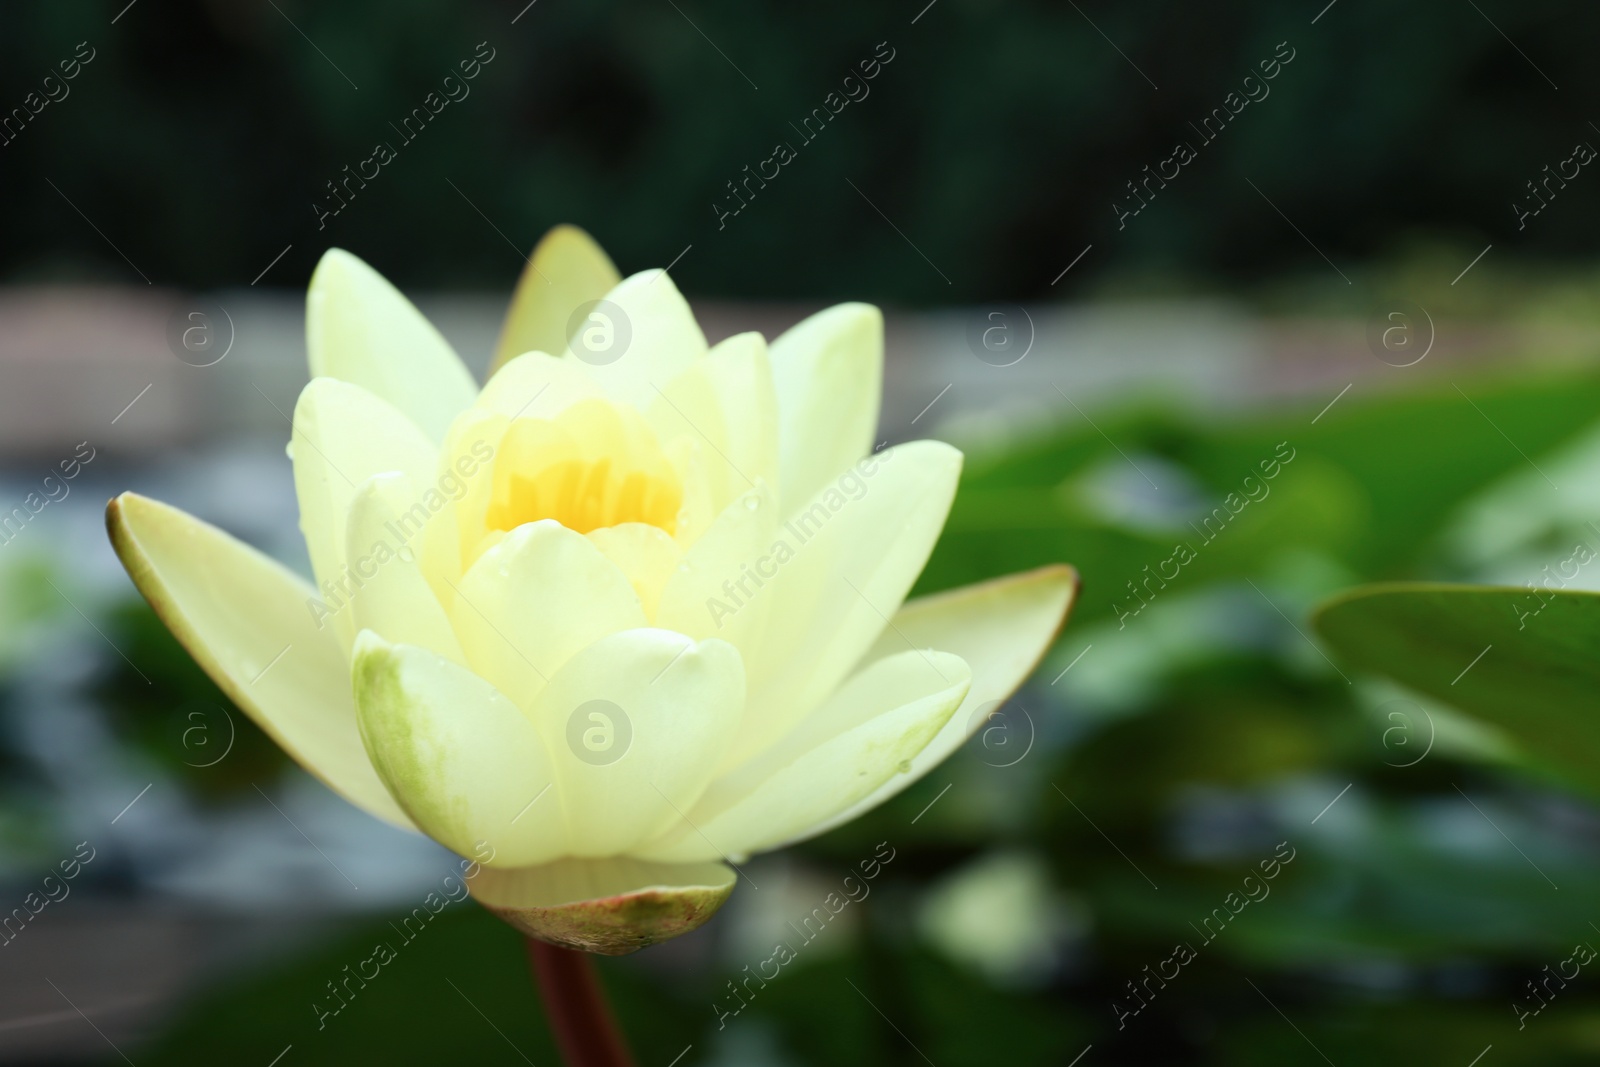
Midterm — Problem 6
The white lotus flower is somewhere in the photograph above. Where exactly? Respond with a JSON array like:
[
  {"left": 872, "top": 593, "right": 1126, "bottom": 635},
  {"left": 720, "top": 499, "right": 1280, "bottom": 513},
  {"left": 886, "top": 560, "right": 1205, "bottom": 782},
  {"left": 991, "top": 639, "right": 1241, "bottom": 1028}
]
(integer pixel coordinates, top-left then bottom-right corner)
[{"left": 108, "top": 227, "right": 1076, "bottom": 952}]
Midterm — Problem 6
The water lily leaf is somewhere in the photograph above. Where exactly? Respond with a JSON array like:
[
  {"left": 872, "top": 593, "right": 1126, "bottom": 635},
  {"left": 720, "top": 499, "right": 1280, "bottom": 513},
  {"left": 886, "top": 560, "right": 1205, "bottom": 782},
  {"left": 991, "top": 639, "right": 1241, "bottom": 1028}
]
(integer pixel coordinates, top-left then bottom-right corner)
[
  {"left": 1314, "top": 582, "right": 1600, "bottom": 793},
  {"left": 469, "top": 857, "right": 736, "bottom": 955}
]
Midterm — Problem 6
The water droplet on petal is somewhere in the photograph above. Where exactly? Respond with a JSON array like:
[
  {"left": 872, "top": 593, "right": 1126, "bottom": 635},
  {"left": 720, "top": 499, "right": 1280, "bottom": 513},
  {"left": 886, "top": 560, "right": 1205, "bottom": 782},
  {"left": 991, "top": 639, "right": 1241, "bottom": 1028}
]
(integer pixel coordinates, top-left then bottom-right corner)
[
  {"left": 396, "top": 546, "right": 416, "bottom": 564},
  {"left": 896, "top": 759, "right": 912, "bottom": 774},
  {"left": 743, "top": 494, "right": 760, "bottom": 511}
]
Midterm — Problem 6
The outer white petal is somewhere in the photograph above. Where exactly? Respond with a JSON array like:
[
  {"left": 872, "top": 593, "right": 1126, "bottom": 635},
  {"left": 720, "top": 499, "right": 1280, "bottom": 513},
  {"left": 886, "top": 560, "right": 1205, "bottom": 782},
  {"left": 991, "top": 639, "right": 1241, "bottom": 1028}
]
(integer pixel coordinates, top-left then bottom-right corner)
[
  {"left": 634, "top": 649, "right": 969, "bottom": 862},
  {"left": 568, "top": 271, "right": 707, "bottom": 410},
  {"left": 664, "top": 433, "right": 719, "bottom": 549},
  {"left": 306, "top": 249, "right": 478, "bottom": 443},
  {"left": 730, "top": 440, "right": 962, "bottom": 767},
  {"left": 529, "top": 630, "right": 745, "bottom": 857},
  {"left": 352, "top": 632, "right": 564, "bottom": 866},
  {"left": 698, "top": 332, "right": 781, "bottom": 498},
  {"left": 796, "top": 565, "right": 1077, "bottom": 841},
  {"left": 491, "top": 224, "right": 622, "bottom": 376},
  {"left": 106, "top": 493, "right": 413, "bottom": 829},
  {"left": 344, "top": 473, "right": 465, "bottom": 665},
  {"left": 449, "top": 520, "right": 646, "bottom": 709},
  {"left": 655, "top": 480, "right": 778, "bottom": 658},
  {"left": 586, "top": 524, "right": 682, "bottom": 621},
  {"left": 421, "top": 407, "right": 507, "bottom": 596},
  {"left": 645, "top": 332, "right": 779, "bottom": 512},
  {"left": 769, "top": 303, "right": 883, "bottom": 513},
  {"left": 477, "top": 350, "right": 606, "bottom": 422},
  {"left": 292, "top": 378, "right": 438, "bottom": 653}
]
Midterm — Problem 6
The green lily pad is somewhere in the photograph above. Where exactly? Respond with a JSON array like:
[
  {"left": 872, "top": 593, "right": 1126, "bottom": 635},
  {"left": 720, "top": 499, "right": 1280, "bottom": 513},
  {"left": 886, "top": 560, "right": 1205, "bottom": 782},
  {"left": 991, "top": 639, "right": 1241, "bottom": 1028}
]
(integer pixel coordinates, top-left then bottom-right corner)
[{"left": 1313, "top": 582, "right": 1600, "bottom": 793}]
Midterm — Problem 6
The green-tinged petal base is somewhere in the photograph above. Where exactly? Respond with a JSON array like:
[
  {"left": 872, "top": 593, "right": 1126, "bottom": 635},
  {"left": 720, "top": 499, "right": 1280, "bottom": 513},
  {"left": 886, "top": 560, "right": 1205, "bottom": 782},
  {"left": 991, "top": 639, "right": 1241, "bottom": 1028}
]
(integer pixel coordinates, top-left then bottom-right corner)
[{"left": 470, "top": 857, "right": 737, "bottom": 955}]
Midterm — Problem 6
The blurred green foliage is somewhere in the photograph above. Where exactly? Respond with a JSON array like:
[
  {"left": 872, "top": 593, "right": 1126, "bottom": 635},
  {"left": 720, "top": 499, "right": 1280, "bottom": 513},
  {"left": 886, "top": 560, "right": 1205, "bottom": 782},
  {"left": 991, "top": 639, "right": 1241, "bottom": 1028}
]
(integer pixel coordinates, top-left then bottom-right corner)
[
  {"left": 1317, "top": 584, "right": 1600, "bottom": 797},
  {"left": 0, "top": 554, "right": 63, "bottom": 853},
  {"left": 920, "top": 372, "right": 1600, "bottom": 624},
  {"left": 92, "top": 600, "right": 293, "bottom": 800}
]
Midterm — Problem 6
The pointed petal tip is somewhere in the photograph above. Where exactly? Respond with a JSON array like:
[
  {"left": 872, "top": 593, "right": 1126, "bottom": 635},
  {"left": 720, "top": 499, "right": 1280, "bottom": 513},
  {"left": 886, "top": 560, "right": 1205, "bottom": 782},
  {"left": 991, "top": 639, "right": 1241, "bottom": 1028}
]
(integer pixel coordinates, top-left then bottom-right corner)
[
  {"left": 784, "top": 301, "right": 883, "bottom": 337},
  {"left": 105, "top": 489, "right": 127, "bottom": 526},
  {"left": 490, "top": 226, "right": 624, "bottom": 376},
  {"left": 105, "top": 491, "right": 138, "bottom": 572},
  {"left": 1031, "top": 561, "right": 1081, "bottom": 599},
  {"left": 351, "top": 625, "right": 388, "bottom": 661},
  {"left": 106, "top": 491, "right": 181, "bottom": 586},
  {"left": 825, "top": 301, "right": 883, "bottom": 328},
  {"left": 773, "top": 562, "right": 1080, "bottom": 846},
  {"left": 307, "top": 246, "right": 366, "bottom": 287},
  {"left": 956, "top": 563, "right": 1080, "bottom": 648},
  {"left": 1038, "top": 563, "right": 1080, "bottom": 648},
  {"left": 304, "top": 250, "right": 476, "bottom": 442},
  {"left": 538, "top": 223, "right": 612, "bottom": 255},
  {"left": 615, "top": 266, "right": 685, "bottom": 296},
  {"left": 904, "top": 436, "right": 966, "bottom": 471}
]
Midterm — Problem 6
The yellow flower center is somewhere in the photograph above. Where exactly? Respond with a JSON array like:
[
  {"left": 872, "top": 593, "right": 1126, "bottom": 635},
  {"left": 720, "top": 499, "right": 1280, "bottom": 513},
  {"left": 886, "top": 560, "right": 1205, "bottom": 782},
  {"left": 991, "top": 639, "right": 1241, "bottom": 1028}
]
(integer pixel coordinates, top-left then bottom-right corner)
[{"left": 483, "top": 400, "right": 683, "bottom": 538}]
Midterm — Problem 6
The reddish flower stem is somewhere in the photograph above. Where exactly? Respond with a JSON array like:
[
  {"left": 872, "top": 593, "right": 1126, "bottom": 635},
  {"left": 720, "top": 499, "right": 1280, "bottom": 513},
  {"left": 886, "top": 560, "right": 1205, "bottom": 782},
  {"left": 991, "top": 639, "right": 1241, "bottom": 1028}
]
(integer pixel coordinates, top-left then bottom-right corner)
[{"left": 526, "top": 937, "right": 638, "bottom": 1067}]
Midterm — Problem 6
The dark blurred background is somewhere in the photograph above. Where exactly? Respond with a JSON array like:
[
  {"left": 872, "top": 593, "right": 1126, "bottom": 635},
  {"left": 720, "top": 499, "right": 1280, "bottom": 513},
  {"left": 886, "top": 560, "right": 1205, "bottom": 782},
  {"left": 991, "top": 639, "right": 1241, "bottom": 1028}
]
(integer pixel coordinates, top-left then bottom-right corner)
[
  {"left": 2, "top": 0, "right": 1594, "bottom": 301},
  {"left": 6, "top": 2, "right": 1600, "bottom": 1066}
]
